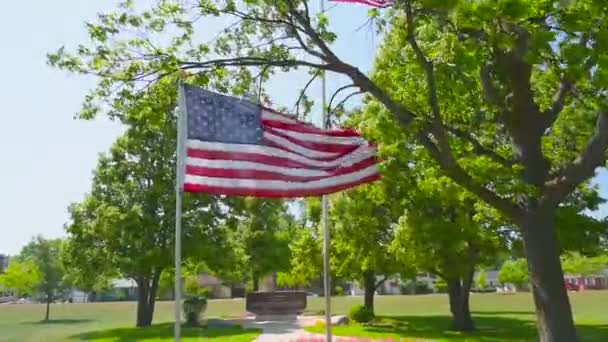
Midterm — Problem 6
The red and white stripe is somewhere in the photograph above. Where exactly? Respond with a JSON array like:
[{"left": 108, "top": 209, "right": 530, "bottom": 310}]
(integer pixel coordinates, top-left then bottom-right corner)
[
  {"left": 329, "top": 0, "right": 394, "bottom": 8},
  {"left": 183, "top": 108, "right": 380, "bottom": 197}
]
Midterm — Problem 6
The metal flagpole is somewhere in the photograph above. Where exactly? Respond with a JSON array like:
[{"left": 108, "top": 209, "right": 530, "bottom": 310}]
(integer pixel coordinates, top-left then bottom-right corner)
[
  {"left": 320, "top": 2, "right": 332, "bottom": 341},
  {"left": 174, "top": 82, "right": 188, "bottom": 342}
]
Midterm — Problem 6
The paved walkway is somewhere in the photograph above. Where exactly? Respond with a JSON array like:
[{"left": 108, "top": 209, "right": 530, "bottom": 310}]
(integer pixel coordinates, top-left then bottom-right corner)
[{"left": 244, "top": 316, "right": 334, "bottom": 342}]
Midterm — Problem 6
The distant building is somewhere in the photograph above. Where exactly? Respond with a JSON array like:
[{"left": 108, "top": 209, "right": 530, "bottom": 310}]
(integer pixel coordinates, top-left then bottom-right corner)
[
  {"left": 109, "top": 278, "right": 139, "bottom": 300},
  {"left": 198, "top": 273, "right": 233, "bottom": 298},
  {"left": 92, "top": 278, "right": 139, "bottom": 302},
  {"left": 564, "top": 268, "right": 608, "bottom": 290},
  {"left": 473, "top": 270, "right": 500, "bottom": 290},
  {"left": 0, "top": 254, "right": 9, "bottom": 274}
]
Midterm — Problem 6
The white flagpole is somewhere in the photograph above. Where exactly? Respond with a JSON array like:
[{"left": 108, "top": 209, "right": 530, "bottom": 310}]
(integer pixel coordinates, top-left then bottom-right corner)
[
  {"left": 320, "top": 2, "right": 332, "bottom": 341},
  {"left": 174, "top": 82, "right": 188, "bottom": 342}
]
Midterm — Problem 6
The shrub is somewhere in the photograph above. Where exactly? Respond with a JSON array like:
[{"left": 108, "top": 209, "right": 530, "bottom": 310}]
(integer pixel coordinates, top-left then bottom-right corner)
[
  {"left": 184, "top": 276, "right": 210, "bottom": 298},
  {"left": 116, "top": 290, "right": 127, "bottom": 301},
  {"left": 334, "top": 286, "right": 345, "bottom": 296},
  {"left": 348, "top": 304, "right": 375, "bottom": 323},
  {"left": 434, "top": 279, "right": 447, "bottom": 293},
  {"left": 182, "top": 296, "right": 207, "bottom": 326}
]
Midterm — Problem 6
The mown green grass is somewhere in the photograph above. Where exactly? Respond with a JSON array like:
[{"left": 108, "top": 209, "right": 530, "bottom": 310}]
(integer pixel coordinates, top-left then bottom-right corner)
[
  {"left": 66, "top": 323, "right": 259, "bottom": 342},
  {"left": 306, "top": 291, "right": 608, "bottom": 341},
  {"left": 0, "top": 299, "right": 254, "bottom": 342},
  {"left": 1, "top": 291, "right": 608, "bottom": 341}
]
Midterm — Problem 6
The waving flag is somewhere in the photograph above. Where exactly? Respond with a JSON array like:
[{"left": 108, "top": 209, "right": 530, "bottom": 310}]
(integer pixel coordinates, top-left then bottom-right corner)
[
  {"left": 179, "top": 84, "right": 380, "bottom": 198},
  {"left": 329, "top": 0, "right": 394, "bottom": 8}
]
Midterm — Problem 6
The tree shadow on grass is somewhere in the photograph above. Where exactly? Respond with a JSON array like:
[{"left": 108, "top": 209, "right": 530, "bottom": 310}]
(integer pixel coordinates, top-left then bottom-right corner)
[
  {"left": 21, "top": 319, "right": 94, "bottom": 325},
  {"left": 330, "top": 315, "right": 608, "bottom": 342},
  {"left": 471, "top": 310, "right": 535, "bottom": 315},
  {"left": 72, "top": 322, "right": 261, "bottom": 341}
]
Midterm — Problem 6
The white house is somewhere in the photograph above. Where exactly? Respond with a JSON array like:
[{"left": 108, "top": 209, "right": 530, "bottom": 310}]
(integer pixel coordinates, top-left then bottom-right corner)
[{"left": 0, "top": 254, "right": 9, "bottom": 274}]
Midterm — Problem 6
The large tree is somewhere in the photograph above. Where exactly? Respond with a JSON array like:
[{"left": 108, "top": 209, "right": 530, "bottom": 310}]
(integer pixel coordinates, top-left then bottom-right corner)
[
  {"left": 50, "top": 1, "right": 608, "bottom": 340},
  {"left": 392, "top": 177, "right": 503, "bottom": 331},
  {"left": 64, "top": 79, "right": 232, "bottom": 326}
]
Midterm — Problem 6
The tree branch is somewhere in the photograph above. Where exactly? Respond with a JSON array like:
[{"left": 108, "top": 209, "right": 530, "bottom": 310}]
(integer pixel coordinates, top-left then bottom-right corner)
[
  {"left": 480, "top": 64, "right": 502, "bottom": 106},
  {"left": 543, "top": 35, "right": 592, "bottom": 128},
  {"left": 332, "top": 91, "right": 363, "bottom": 112},
  {"left": 328, "top": 84, "right": 357, "bottom": 110},
  {"left": 445, "top": 126, "right": 515, "bottom": 168},
  {"left": 256, "top": 65, "right": 271, "bottom": 103},
  {"left": 178, "top": 57, "right": 330, "bottom": 71},
  {"left": 294, "top": 70, "right": 321, "bottom": 117},
  {"left": 285, "top": 0, "right": 418, "bottom": 127},
  {"left": 543, "top": 76, "right": 573, "bottom": 127},
  {"left": 543, "top": 109, "right": 608, "bottom": 206},
  {"left": 328, "top": 91, "right": 363, "bottom": 127},
  {"left": 416, "top": 131, "right": 523, "bottom": 221},
  {"left": 374, "top": 275, "right": 388, "bottom": 290},
  {"left": 405, "top": 2, "right": 440, "bottom": 121}
]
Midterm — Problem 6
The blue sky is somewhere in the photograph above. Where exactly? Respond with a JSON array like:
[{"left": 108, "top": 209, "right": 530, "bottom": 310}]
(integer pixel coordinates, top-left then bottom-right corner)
[{"left": 1, "top": 1, "right": 607, "bottom": 255}]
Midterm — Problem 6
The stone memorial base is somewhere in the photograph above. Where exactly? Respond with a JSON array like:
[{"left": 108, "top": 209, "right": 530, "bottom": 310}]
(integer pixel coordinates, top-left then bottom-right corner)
[{"left": 246, "top": 291, "right": 307, "bottom": 321}]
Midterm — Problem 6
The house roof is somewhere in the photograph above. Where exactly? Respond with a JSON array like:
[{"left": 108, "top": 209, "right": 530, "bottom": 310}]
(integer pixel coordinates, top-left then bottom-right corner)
[
  {"left": 485, "top": 271, "right": 500, "bottom": 280},
  {"left": 198, "top": 274, "right": 222, "bottom": 286},
  {"left": 473, "top": 270, "right": 500, "bottom": 281},
  {"left": 111, "top": 278, "right": 138, "bottom": 288}
]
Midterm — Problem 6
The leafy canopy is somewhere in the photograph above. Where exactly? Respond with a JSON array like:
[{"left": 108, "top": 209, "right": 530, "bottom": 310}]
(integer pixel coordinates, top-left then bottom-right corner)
[
  {"left": 18, "top": 237, "right": 67, "bottom": 302},
  {"left": 0, "top": 260, "right": 41, "bottom": 297},
  {"left": 64, "top": 78, "right": 236, "bottom": 285},
  {"left": 498, "top": 258, "right": 529, "bottom": 287}
]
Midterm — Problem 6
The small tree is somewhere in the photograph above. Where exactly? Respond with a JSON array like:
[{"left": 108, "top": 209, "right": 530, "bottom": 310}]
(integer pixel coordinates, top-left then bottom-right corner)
[
  {"left": 19, "top": 237, "right": 66, "bottom": 321},
  {"left": 330, "top": 184, "right": 409, "bottom": 315},
  {"left": 232, "top": 198, "right": 292, "bottom": 291},
  {"left": 183, "top": 275, "right": 208, "bottom": 326},
  {"left": 477, "top": 270, "right": 488, "bottom": 291},
  {"left": 278, "top": 225, "right": 323, "bottom": 289},
  {"left": 499, "top": 259, "right": 529, "bottom": 291},
  {"left": 0, "top": 260, "right": 41, "bottom": 298}
]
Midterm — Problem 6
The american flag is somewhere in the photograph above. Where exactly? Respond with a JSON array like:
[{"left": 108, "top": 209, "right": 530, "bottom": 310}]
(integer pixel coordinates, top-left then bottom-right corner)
[
  {"left": 329, "top": 0, "right": 394, "bottom": 8},
  {"left": 180, "top": 84, "right": 380, "bottom": 198}
]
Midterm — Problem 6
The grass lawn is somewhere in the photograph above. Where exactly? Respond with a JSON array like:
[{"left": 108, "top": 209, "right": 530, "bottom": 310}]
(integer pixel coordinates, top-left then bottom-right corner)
[
  {"left": 68, "top": 323, "right": 259, "bottom": 342},
  {"left": 0, "top": 299, "right": 258, "bottom": 342},
  {"left": 305, "top": 291, "right": 608, "bottom": 341},
  {"left": 1, "top": 291, "right": 607, "bottom": 341}
]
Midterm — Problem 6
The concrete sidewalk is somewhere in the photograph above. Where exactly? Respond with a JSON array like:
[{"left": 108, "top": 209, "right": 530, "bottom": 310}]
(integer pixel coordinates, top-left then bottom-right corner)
[{"left": 244, "top": 316, "right": 334, "bottom": 342}]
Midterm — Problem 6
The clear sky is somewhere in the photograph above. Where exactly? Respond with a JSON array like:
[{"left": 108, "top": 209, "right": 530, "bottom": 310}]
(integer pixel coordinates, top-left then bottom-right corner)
[{"left": 1, "top": 1, "right": 607, "bottom": 256}]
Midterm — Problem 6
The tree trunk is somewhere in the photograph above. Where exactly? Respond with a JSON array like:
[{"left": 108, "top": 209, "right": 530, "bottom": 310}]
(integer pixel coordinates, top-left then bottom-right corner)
[
  {"left": 148, "top": 271, "right": 161, "bottom": 323},
  {"left": 363, "top": 271, "right": 375, "bottom": 313},
  {"left": 411, "top": 276, "right": 417, "bottom": 295},
  {"left": 447, "top": 278, "right": 474, "bottom": 332},
  {"left": 252, "top": 273, "right": 259, "bottom": 292},
  {"left": 520, "top": 210, "right": 578, "bottom": 342},
  {"left": 44, "top": 294, "right": 51, "bottom": 322},
  {"left": 135, "top": 272, "right": 161, "bottom": 327}
]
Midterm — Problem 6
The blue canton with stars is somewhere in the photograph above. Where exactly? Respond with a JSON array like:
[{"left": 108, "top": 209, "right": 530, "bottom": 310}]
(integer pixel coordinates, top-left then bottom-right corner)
[{"left": 184, "top": 84, "right": 264, "bottom": 145}]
